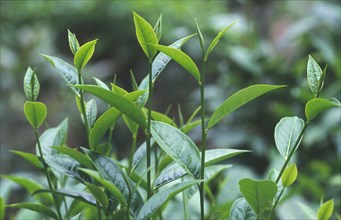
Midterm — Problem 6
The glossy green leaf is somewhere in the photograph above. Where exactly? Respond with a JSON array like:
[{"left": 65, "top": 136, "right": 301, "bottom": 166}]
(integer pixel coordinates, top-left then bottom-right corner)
[
  {"left": 307, "top": 55, "right": 323, "bottom": 96},
  {"left": 24, "top": 101, "right": 47, "bottom": 129},
  {"left": 95, "top": 143, "right": 112, "bottom": 156},
  {"left": 208, "top": 84, "right": 285, "bottom": 129},
  {"left": 6, "top": 203, "right": 57, "bottom": 219},
  {"left": 33, "top": 189, "right": 96, "bottom": 206},
  {"left": 205, "top": 149, "right": 250, "bottom": 166},
  {"left": 274, "top": 116, "right": 305, "bottom": 160},
  {"left": 41, "top": 54, "right": 80, "bottom": 96},
  {"left": 93, "top": 77, "right": 110, "bottom": 90},
  {"left": 181, "top": 119, "right": 201, "bottom": 134},
  {"left": 305, "top": 98, "right": 341, "bottom": 122},
  {"left": 195, "top": 18, "right": 205, "bottom": 55},
  {"left": 122, "top": 114, "right": 139, "bottom": 135},
  {"left": 154, "top": 162, "right": 187, "bottom": 188},
  {"left": 153, "top": 14, "right": 162, "bottom": 41},
  {"left": 130, "top": 70, "right": 139, "bottom": 91},
  {"left": 131, "top": 139, "right": 156, "bottom": 171},
  {"left": 10, "top": 150, "right": 42, "bottom": 169},
  {"left": 74, "top": 39, "right": 97, "bottom": 71},
  {"left": 317, "top": 199, "right": 334, "bottom": 220},
  {"left": 86, "top": 99, "right": 97, "bottom": 128},
  {"left": 137, "top": 180, "right": 202, "bottom": 219},
  {"left": 229, "top": 198, "right": 257, "bottom": 220},
  {"left": 0, "top": 197, "right": 5, "bottom": 220},
  {"left": 282, "top": 164, "right": 298, "bottom": 187},
  {"left": 111, "top": 83, "right": 128, "bottom": 95},
  {"left": 23, "top": 67, "right": 40, "bottom": 101},
  {"left": 150, "top": 44, "right": 200, "bottom": 82},
  {"left": 75, "top": 85, "right": 147, "bottom": 130},
  {"left": 133, "top": 11, "right": 158, "bottom": 60},
  {"left": 204, "top": 21, "right": 236, "bottom": 61},
  {"left": 239, "top": 178, "right": 278, "bottom": 216},
  {"left": 150, "top": 121, "right": 201, "bottom": 179},
  {"left": 85, "top": 183, "right": 108, "bottom": 209},
  {"left": 70, "top": 213, "right": 82, "bottom": 220},
  {"left": 150, "top": 109, "right": 175, "bottom": 126},
  {"left": 68, "top": 29, "right": 80, "bottom": 55},
  {"left": 52, "top": 146, "right": 94, "bottom": 169}
]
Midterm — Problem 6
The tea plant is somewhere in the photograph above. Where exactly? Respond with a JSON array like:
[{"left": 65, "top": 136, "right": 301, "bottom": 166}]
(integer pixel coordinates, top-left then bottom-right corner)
[{"left": 1, "top": 12, "right": 340, "bottom": 220}]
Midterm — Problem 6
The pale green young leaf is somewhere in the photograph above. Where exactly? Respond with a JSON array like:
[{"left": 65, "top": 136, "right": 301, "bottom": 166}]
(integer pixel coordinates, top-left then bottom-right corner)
[
  {"left": 23, "top": 67, "right": 40, "bottom": 101},
  {"left": 205, "top": 149, "right": 250, "bottom": 166},
  {"left": 85, "top": 183, "right": 109, "bottom": 209},
  {"left": 153, "top": 14, "right": 162, "bottom": 41},
  {"left": 195, "top": 18, "right": 205, "bottom": 55},
  {"left": 24, "top": 101, "right": 47, "bottom": 129},
  {"left": 93, "top": 77, "right": 110, "bottom": 91},
  {"left": 6, "top": 203, "right": 57, "bottom": 219},
  {"left": 41, "top": 54, "right": 80, "bottom": 96},
  {"left": 149, "top": 44, "right": 200, "bottom": 83},
  {"left": 33, "top": 189, "right": 96, "bottom": 206},
  {"left": 305, "top": 98, "right": 341, "bottom": 122},
  {"left": 137, "top": 180, "right": 202, "bottom": 219},
  {"left": 150, "top": 121, "right": 201, "bottom": 179},
  {"left": 282, "top": 164, "right": 298, "bottom": 187},
  {"left": 52, "top": 146, "right": 94, "bottom": 169},
  {"left": 204, "top": 21, "right": 237, "bottom": 61},
  {"left": 150, "top": 109, "right": 175, "bottom": 126},
  {"left": 274, "top": 116, "right": 305, "bottom": 160},
  {"left": 229, "top": 198, "right": 257, "bottom": 220},
  {"left": 317, "top": 199, "right": 334, "bottom": 220},
  {"left": 133, "top": 11, "right": 158, "bottom": 61},
  {"left": 86, "top": 99, "right": 97, "bottom": 128},
  {"left": 68, "top": 29, "right": 80, "bottom": 55},
  {"left": 111, "top": 83, "right": 128, "bottom": 95},
  {"left": 318, "top": 64, "right": 327, "bottom": 93},
  {"left": 10, "top": 150, "right": 42, "bottom": 169},
  {"left": 208, "top": 84, "right": 285, "bottom": 130},
  {"left": 0, "top": 197, "right": 4, "bottom": 220},
  {"left": 307, "top": 55, "right": 323, "bottom": 96},
  {"left": 181, "top": 119, "right": 201, "bottom": 134},
  {"left": 74, "top": 39, "right": 98, "bottom": 71},
  {"left": 239, "top": 178, "right": 278, "bottom": 216},
  {"left": 130, "top": 70, "right": 139, "bottom": 91},
  {"left": 70, "top": 213, "right": 82, "bottom": 220}
]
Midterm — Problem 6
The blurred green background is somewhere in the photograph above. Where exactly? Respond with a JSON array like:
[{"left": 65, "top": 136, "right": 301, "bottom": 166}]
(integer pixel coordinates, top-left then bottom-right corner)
[{"left": 1, "top": 0, "right": 340, "bottom": 219}]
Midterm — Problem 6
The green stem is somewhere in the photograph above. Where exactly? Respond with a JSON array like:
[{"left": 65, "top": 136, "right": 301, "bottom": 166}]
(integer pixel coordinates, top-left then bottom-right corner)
[
  {"left": 96, "top": 202, "right": 102, "bottom": 220},
  {"left": 35, "top": 129, "right": 63, "bottom": 220},
  {"left": 268, "top": 187, "right": 285, "bottom": 219},
  {"left": 128, "top": 134, "right": 137, "bottom": 175},
  {"left": 77, "top": 70, "right": 90, "bottom": 140},
  {"left": 199, "top": 61, "right": 207, "bottom": 220},
  {"left": 275, "top": 122, "right": 308, "bottom": 184},
  {"left": 146, "top": 60, "right": 153, "bottom": 199},
  {"left": 182, "top": 177, "right": 189, "bottom": 219}
]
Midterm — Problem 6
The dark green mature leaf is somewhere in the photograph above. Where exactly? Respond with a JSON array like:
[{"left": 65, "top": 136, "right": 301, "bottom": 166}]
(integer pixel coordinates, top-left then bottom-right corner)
[
  {"left": 229, "top": 198, "right": 257, "bottom": 220},
  {"left": 153, "top": 14, "right": 163, "bottom": 41},
  {"left": 75, "top": 85, "right": 147, "bottom": 130},
  {"left": 239, "top": 178, "right": 277, "bottom": 216},
  {"left": 154, "top": 162, "right": 187, "bottom": 188},
  {"left": 23, "top": 67, "right": 40, "bottom": 101},
  {"left": 208, "top": 84, "right": 285, "bottom": 130},
  {"left": 274, "top": 116, "right": 305, "bottom": 160},
  {"left": 150, "top": 45, "right": 200, "bottom": 83},
  {"left": 133, "top": 11, "right": 158, "bottom": 60},
  {"left": 33, "top": 189, "right": 96, "bottom": 206},
  {"left": 68, "top": 29, "right": 80, "bottom": 55},
  {"left": 24, "top": 101, "right": 47, "bottom": 129},
  {"left": 10, "top": 150, "right": 42, "bottom": 169},
  {"left": 282, "top": 164, "right": 298, "bottom": 187},
  {"left": 6, "top": 203, "right": 57, "bottom": 219},
  {"left": 307, "top": 55, "right": 323, "bottom": 96},
  {"left": 137, "top": 180, "right": 202, "bottom": 219},
  {"left": 150, "top": 121, "right": 201, "bottom": 179},
  {"left": 305, "top": 98, "right": 341, "bottom": 122},
  {"left": 41, "top": 54, "right": 80, "bottom": 96},
  {"left": 204, "top": 21, "right": 236, "bottom": 61},
  {"left": 317, "top": 199, "right": 334, "bottom": 220},
  {"left": 205, "top": 149, "right": 250, "bottom": 166},
  {"left": 0, "top": 197, "right": 4, "bottom": 220},
  {"left": 74, "top": 39, "right": 97, "bottom": 71},
  {"left": 53, "top": 146, "right": 94, "bottom": 169},
  {"left": 131, "top": 139, "right": 156, "bottom": 171},
  {"left": 85, "top": 183, "right": 108, "bottom": 209},
  {"left": 86, "top": 99, "right": 97, "bottom": 128}
]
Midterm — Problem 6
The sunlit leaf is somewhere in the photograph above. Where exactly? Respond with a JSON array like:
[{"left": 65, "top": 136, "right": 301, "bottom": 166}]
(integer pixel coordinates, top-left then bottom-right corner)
[
  {"left": 24, "top": 101, "right": 47, "bottom": 129},
  {"left": 23, "top": 67, "right": 40, "bottom": 101},
  {"left": 86, "top": 99, "right": 97, "bottom": 128},
  {"left": 68, "top": 29, "right": 80, "bottom": 55},
  {"left": 93, "top": 77, "right": 110, "bottom": 91},
  {"left": 205, "top": 149, "right": 250, "bottom": 166},
  {"left": 307, "top": 55, "right": 323, "bottom": 96},
  {"left": 74, "top": 39, "right": 98, "bottom": 71},
  {"left": 229, "top": 198, "right": 257, "bottom": 220},
  {"left": 10, "top": 150, "right": 42, "bottom": 169},
  {"left": 52, "top": 146, "right": 94, "bottom": 169},
  {"left": 153, "top": 14, "right": 162, "bottom": 41},
  {"left": 282, "top": 164, "right": 298, "bottom": 187},
  {"left": 6, "top": 203, "right": 57, "bottom": 219},
  {"left": 195, "top": 18, "right": 205, "bottom": 55},
  {"left": 317, "top": 199, "right": 334, "bottom": 220},
  {"left": 305, "top": 98, "right": 341, "bottom": 122}
]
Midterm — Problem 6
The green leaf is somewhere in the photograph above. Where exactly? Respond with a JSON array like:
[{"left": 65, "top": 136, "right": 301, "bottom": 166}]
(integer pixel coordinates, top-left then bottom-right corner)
[
  {"left": 6, "top": 203, "right": 57, "bottom": 219},
  {"left": 86, "top": 99, "right": 97, "bottom": 128},
  {"left": 307, "top": 55, "right": 323, "bottom": 96},
  {"left": 154, "top": 162, "right": 187, "bottom": 188},
  {"left": 70, "top": 213, "right": 82, "bottom": 220},
  {"left": 111, "top": 83, "right": 128, "bottom": 95},
  {"left": 282, "top": 164, "right": 298, "bottom": 187},
  {"left": 149, "top": 44, "right": 200, "bottom": 82},
  {"left": 229, "top": 198, "right": 257, "bottom": 220},
  {"left": 195, "top": 18, "right": 205, "bottom": 55},
  {"left": 68, "top": 29, "right": 80, "bottom": 55},
  {"left": 23, "top": 67, "right": 40, "bottom": 101},
  {"left": 182, "top": 120, "right": 201, "bottom": 134},
  {"left": 153, "top": 14, "right": 162, "bottom": 41},
  {"left": 131, "top": 139, "right": 156, "bottom": 171},
  {"left": 205, "top": 21, "right": 236, "bottom": 61},
  {"left": 24, "top": 101, "right": 47, "bottom": 129},
  {"left": 274, "top": 116, "right": 305, "bottom": 160},
  {"left": 208, "top": 84, "right": 285, "bottom": 129},
  {"left": 52, "top": 146, "right": 94, "bottom": 169},
  {"left": 95, "top": 143, "right": 112, "bottom": 156},
  {"left": 239, "top": 178, "right": 278, "bottom": 216},
  {"left": 150, "top": 109, "right": 175, "bottom": 126},
  {"left": 0, "top": 197, "right": 5, "bottom": 220},
  {"left": 33, "top": 189, "right": 96, "bottom": 206},
  {"left": 41, "top": 54, "right": 80, "bottom": 96},
  {"left": 305, "top": 98, "right": 341, "bottom": 122},
  {"left": 317, "top": 199, "right": 334, "bottom": 220},
  {"left": 122, "top": 114, "right": 139, "bottom": 135},
  {"left": 205, "top": 149, "right": 250, "bottom": 166},
  {"left": 150, "top": 121, "right": 201, "bottom": 179},
  {"left": 130, "top": 70, "right": 139, "bottom": 91},
  {"left": 93, "top": 77, "right": 110, "bottom": 90},
  {"left": 133, "top": 11, "right": 158, "bottom": 60},
  {"left": 137, "top": 180, "right": 202, "bottom": 219},
  {"left": 74, "top": 39, "right": 97, "bottom": 71},
  {"left": 75, "top": 85, "right": 147, "bottom": 130},
  {"left": 10, "top": 150, "right": 42, "bottom": 169},
  {"left": 85, "top": 183, "right": 108, "bottom": 209}
]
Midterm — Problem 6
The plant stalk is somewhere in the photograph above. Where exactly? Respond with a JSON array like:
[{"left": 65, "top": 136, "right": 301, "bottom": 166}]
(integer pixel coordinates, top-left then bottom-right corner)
[
  {"left": 146, "top": 61, "right": 153, "bottom": 199},
  {"left": 77, "top": 70, "right": 90, "bottom": 140},
  {"left": 268, "top": 186, "right": 285, "bottom": 219}
]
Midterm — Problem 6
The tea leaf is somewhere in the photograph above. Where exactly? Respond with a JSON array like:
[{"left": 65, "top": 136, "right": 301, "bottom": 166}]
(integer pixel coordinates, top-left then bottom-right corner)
[
  {"left": 23, "top": 67, "right": 40, "bottom": 101},
  {"left": 208, "top": 84, "right": 285, "bottom": 130},
  {"left": 317, "top": 199, "right": 334, "bottom": 220},
  {"left": 305, "top": 98, "right": 341, "bottom": 122},
  {"left": 133, "top": 11, "right": 158, "bottom": 61},
  {"left": 205, "top": 149, "right": 250, "bottom": 166},
  {"left": 282, "top": 164, "right": 298, "bottom": 187},
  {"left": 229, "top": 198, "right": 257, "bottom": 220},
  {"left": 75, "top": 85, "right": 147, "bottom": 130},
  {"left": 74, "top": 39, "right": 98, "bottom": 71},
  {"left": 24, "top": 101, "right": 47, "bottom": 129},
  {"left": 93, "top": 77, "right": 110, "bottom": 91},
  {"left": 52, "top": 146, "right": 94, "bottom": 169},
  {"left": 153, "top": 14, "right": 162, "bottom": 41},
  {"left": 68, "top": 29, "right": 80, "bottom": 55},
  {"left": 154, "top": 162, "right": 187, "bottom": 188},
  {"left": 274, "top": 116, "right": 305, "bottom": 160},
  {"left": 0, "top": 197, "right": 4, "bottom": 220},
  {"left": 10, "top": 150, "right": 42, "bottom": 169},
  {"left": 95, "top": 143, "right": 112, "bottom": 156},
  {"left": 85, "top": 183, "right": 109, "bottom": 209},
  {"left": 86, "top": 99, "right": 97, "bottom": 128},
  {"left": 149, "top": 44, "right": 200, "bottom": 83},
  {"left": 181, "top": 119, "right": 201, "bottom": 134},
  {"left": 41, "top": 54, "right": 80, "bottom": 96},
  {"left": 205, "top": 21, "right": 236, "bottom": 61},
  {"left": 6, "top": 203, "right": 57, "bottom": 219},
  {"left": 150, "top": 121, "right": 201, "bottom": 179},
  {"left": 150, "top": 109, "right": 175, "bottom": 126},
  {"left": 33, "top": 189, "right": 96, "bottom": 206},
  {"left": 122, "top": 115, "right": 139, "bottom": 135},
  {"left": 307, "top": 55, "right": 323, "bottom": 96},
  {"left": 137, "top": 180, "right": 202, "bottom": 219},
  {"left": 195, "top": 18, "right": 205, "bottom": 55},
  {"left": 111, "top": 83, "right": 128, "bottom": 95},
  {"left": 131, "top": 139, "right": 156, "bottom": 171},
  {"left": 239, "top": 178, "right": 277, "bottom": 216},
  {"left": 70, "top": 213, "right": 82, "bottom": 220}
]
